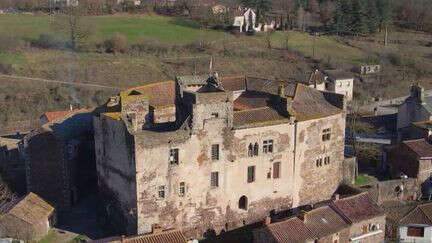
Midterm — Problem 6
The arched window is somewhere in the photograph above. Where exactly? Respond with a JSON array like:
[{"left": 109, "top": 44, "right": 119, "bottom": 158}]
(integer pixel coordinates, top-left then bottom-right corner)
[
  {"left": 239, "top": 195, "right": 248, "bottom": 210},
  {"left": 253, "top": 143, "right": 259, "bottom": 156},
  {"left": 248, "top": 144, "right": 253, "bottom": 157}
]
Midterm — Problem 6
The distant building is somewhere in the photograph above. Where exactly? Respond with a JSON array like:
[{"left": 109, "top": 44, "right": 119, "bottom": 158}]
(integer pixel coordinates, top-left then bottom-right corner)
[
  {"left": 253, "top": 192, "right": 385, "bottom": 243},
  {"left": 94, "top": 73, "right": 347, "bottom": 237},
  {"left": 397, "top": 202, "right": 432, "bottom": 242},
  {"left": 323, "top": 69, "right": 354, "bottom": 101},
  {"left": 23, "top": 109, "right": 96, "bottom": 211},
  {"left": 0, "top": 192, "right": 55, "bottom": 241},
  {"left": 359, "top": 65, "right": 381, "bottom": 75}
]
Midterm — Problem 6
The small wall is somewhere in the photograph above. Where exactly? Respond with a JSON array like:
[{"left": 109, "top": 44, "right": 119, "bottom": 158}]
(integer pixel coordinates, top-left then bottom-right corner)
[{"left": 361, "top": 178, "right": 419, "bottom": 204}]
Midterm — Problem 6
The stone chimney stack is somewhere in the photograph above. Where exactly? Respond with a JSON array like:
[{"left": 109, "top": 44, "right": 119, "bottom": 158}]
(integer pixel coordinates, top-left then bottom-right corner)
[
  {"left": 152, "top": 224, "right": 163, "bottom": 234},
  {"left": 410, "top": 83, "right": 425, "bottom": 104},
  {"left": 264, "top": 216, "right": 271, "bottom": 225},
  {"left": 332, "top": 194, "right": 340, "bottom": 201}
]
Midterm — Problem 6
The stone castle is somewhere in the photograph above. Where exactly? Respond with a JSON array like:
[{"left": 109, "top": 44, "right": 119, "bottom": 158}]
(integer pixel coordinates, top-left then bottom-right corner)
[{"left": 93, "top": 73, "right": 347, "bottom": 238}]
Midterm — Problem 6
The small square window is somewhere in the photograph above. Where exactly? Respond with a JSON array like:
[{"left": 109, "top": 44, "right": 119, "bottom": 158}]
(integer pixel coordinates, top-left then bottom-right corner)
[
  {"left": 211, "top": 112, "right": 219, "bottom": 118},
  {"left": 211, "top": 144, "right": 219, "bottom": 161},
  {"left": 263, "top": 140, "right": 273, "bottom": 154},
  {"left": 322, "top": 128, "right": 331, "bottom": 141},
  {"left": 169, "top": 148, "right": 179, "bottom": 165},
  {"left": 158, "top": 186, "right": 165, "bottom": 199},
  {"left": 179, "top": 182, "right": 186, "bottom": 197},
  {"left": 211, "top": 172, "right": 219, "bottom": 187}
]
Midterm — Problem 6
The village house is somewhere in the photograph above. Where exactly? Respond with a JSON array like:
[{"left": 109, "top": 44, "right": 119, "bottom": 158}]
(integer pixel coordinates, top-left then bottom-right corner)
[
  {"left": 0, "top": 192, "right": 55, "bottom": 241},
  {"left": 94, "top": 73, "right": 348, "bottom": 238},
  {"left": 397, "top": 84, "right": 432, "bottom": 136},
  {"left": 322, "top": 69, "right": 354, "bottom": 101},
  {"left": 397, "top": 202, "right": 432, "bottom": 242},
  {"left": 253, "top": 192, "right": 385, "bottom": 243},
  {"left": 23, "top": 109, "right": 96, "bottom": 211},
  {"left": 0, "top": 136, "right": 25, "bottom": 193}
]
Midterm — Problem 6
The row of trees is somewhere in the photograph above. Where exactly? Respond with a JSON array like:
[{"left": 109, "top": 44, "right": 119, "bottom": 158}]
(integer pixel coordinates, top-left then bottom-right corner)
[{"left": 331, "top": 0, "right": 393, "bottom": 35}]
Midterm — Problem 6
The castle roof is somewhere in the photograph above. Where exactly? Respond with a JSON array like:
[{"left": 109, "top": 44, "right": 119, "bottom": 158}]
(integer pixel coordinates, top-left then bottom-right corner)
[{"left": 331, "top": 192, "right": 384, "bottom": 224}]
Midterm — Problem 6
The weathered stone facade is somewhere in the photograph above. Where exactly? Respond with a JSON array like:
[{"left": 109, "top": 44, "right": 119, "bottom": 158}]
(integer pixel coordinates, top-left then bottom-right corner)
[{"left": 94, "top": 74, "right": 346, "bottom": 238}]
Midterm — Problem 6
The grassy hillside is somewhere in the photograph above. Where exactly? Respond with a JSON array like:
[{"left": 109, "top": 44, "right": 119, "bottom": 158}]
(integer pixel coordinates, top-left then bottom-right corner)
[{"left": 0, "top": 14, "right": 231, "bottom": 44}]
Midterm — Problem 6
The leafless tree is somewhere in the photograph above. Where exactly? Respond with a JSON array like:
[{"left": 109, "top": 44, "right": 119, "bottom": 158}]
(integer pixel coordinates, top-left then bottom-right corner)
[{"left": 52, "top": 6, "right": 97, "bottom": 50}]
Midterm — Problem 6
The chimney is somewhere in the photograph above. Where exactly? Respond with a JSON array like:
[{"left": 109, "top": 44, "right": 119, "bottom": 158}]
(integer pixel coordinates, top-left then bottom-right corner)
[
  {"left": 69, "top": 104, "right": 73, "bottom": 111},
  {"left": 121, "top": 235, "right": 125, "bottom": 243},
  {"left": 410, "top": 83, "right": 425, "bottom": 103},
  {"left": 152, "top": 224, "right": 163, "bottom": 234},
  {"left": 332, "top": 194, "right": 340, "bottom": 201},
  {"left": 297, "top": 210, "right": 306, "bottom": 222},
  {"left": 264, "top": 216, "right": 271, "bottom": 225},
  {"left": 278, "top": 84, "right": 285, "bottom": 97}
]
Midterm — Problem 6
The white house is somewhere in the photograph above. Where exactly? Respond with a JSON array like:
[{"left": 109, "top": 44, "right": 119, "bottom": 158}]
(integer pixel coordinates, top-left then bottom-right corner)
[
  {"left": 398, "top": 202, "right": 432, "bottom": 243},
  {"left": 323, "top": 69, "right": 354, "bottom": 101}
]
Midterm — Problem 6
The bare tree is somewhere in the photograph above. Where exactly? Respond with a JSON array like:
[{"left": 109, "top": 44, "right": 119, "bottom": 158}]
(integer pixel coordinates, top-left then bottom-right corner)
[{"left": 52, "top": 6, "right": 97, "bottom": 50}]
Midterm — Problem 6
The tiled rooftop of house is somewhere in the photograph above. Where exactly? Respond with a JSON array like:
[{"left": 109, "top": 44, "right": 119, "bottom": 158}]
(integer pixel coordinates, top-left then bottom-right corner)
[
  {"left": 93, "top": 229, "right": 187, "bottom": 243},
  {"left": 399, "top": 202, "right": 432, "bottom": 225},
  {"left": 263, "top": 217, "right": 317, "bottom": 243},
  {"left": 303, "top": 205, "right": 349, "bottom": 238},
  {"left": 3, "top": 192, "right": 54, "bottom": 225},
  {"left": 331, "top": 192, "right": 384, "bottom": 224},
  {"left": 403, "top": 138, "right": 432, "bottom": 159}
]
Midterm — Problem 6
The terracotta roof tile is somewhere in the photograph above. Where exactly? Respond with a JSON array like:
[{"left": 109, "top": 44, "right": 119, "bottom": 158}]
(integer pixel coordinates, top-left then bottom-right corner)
[
  {"left": 221, "top": 76, "right": 246, "bottom": 91},
  {"left": 5, "top": 192, "right": 54, "bottom": 225},
  {"left": 233, "top": 107, "right": 289, "bottom": 128},
  {"left": 403, "top": 139, "right": 432, "bottom": 159},
  {"left": 92, "top": 229, "right": 187, "bottom": 243},
  {"left": 399, "top": 202, "right": 432, "bottom": 225},
  {"left": 263, "top": 217, "right": 317, "bottom": 243},
  {"left": 122, "top": 81, "right": 176, "bottom": 108},
  {"left": 42, "top": 110, "right": 76, "bottom": 123},
  {"left": 304, "top": 206, "right": 349, "bottom": 238},
  {"left": 332, "top": 192, "right": 384, "bottom": 223},
  {"left": 233, "top": 91, "right": 273, "bottom": 110}
]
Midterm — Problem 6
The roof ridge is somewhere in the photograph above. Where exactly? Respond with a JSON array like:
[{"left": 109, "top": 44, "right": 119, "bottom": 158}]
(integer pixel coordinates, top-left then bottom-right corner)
[
  {"left": 234, "top": 107, "right": 273, "bottom": 113},
  {"left": 419, "top": 204, "right": 432, "bottom": 224},
  {"left": 329, "top": 202, "right": 353, "bottom": 225}
]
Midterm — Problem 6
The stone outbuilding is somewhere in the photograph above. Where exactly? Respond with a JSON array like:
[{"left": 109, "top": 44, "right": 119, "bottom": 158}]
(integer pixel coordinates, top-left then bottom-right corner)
[
  {"left": 323, "top": 69, "right": 354, "bottom": 101},
  {"left": 397, "top": 202, "right": 432, "bottom": 242},
  {"left": 0, "top": 192, "right": 55, "bottom": 241}
]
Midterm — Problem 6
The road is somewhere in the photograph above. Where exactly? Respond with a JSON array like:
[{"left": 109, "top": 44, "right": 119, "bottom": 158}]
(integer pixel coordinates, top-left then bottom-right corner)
[{"left": 0, "top": 74, "right": 124, "bottom": 90}]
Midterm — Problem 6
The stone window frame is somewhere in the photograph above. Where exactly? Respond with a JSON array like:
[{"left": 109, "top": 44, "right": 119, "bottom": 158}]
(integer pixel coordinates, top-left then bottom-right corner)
[
  {"left": 316, "top": 157, "right": 323, "bottom": 167},
  {"left": 179, "top": 182, "right": 186, "bottom": 197},
  {"left": 262, "top": 139, "right": 274, "bottom": 154},
  {"left": 158, "top": 185, "right": 165, "bottom": 199},
  {"left": 211, "top": 171, "right": 219, "bottom": 188},
  {"left": 324, "top": 156, "right": 330, "bottom": 165},
  {"left": 169, "top": 148, "right": 179, "bottom": 165},
  {"left": 247, "top": 166, "right": 256, "bottom": 183},
  {"left": 211, "top": 144, "right": 220, "bottom": 161},
  {"left": 322, "top": 128, "right": 331, "bottom": 141}
]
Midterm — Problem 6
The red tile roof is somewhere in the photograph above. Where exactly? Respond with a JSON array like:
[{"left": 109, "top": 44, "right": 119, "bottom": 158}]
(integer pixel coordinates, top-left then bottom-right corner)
[
  {"left": 92, "top": 229, "right": 187, "bottom": 243},
  {"left": 221, "top": 76, "right": 246, "bottom": 91},
  {"left": 303, "top": 206, "right": 349, "bottom": 238},
  {"left": 399, "top": 202, "right": 432, "bottom": 225},
  {"left": 233, "top": 107, "right": 289, "bottom": 128},
  {"left": 403, "top": 139, "right": 432, "bottom": 159},
  {"left": 331, "top": 192, "right": 384, "bottom": 224},
  {"left": 130, "top": 81, "right": 176, "bottom": 108},
  {"left": 42, "top": 110, "right": 76, "bottom": 123},
  {"left": 262, "top": 217, "right": 317, "bottom": 243},
  {"left": 233, "top": 91, "right": 272, "bottom": 110}
]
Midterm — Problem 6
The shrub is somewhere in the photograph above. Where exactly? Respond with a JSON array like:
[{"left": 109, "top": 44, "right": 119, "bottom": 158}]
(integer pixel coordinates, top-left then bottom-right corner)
[
  {"left": 387, "top": 53, "right": 403, "bottom": 66},
  {"left": 0, "top": 63, "right": 14, "bottom": 75},
  {"left": 0, "top": 36, "right": 27, "bottom": 52},
  {"left": 33, "top": 33, "right": 66, "bottom": 49},
  {"left": 104, "top": 33, "right": 129, "bottom": 54}
]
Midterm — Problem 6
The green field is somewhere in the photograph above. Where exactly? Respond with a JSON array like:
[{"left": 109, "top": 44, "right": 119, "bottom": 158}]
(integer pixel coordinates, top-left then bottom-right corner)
[{"left": 0, "top": 14, "right": 230, "bottom": 44}]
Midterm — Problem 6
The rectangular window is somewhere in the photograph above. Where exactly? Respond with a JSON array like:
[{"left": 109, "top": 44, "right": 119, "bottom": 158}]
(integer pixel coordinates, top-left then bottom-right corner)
[
  {"left": 211, "top": 112, "right": 219, "bottom": 118},
  {"left": 324, "top": 156, "right": 330, "bottom": 165},
  {"left": 407, "top": 226, "right": 425, "bottom": 237},
  {"left": 247, "top": 166, "right": 256, "bottom": 183},
  {"left": 158, "top": 186, "right": 165, "bottom": 199},
  {"left": 169, "top": 148, "right": 179, "bottom": 165},
  {"left": 316, "top": 158, "right": 323, "bottom": 167},
  {"left": 322, "top": 128, "right": 331, "bottom": 141},
  {"left": 211, "top": 172, "right": 219, "bottom": 187},
  {"left": 273, "top": 162, "right": 281, "bottom": 179},
  {"left": 211, "top": 144, "right": 219, "bottom": 161},
  {"left": 263, "top": 140, "right": 273, "bottom": 154},
  {"left": 179, "top": 182, "right": 185, "bottom": 197}
]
